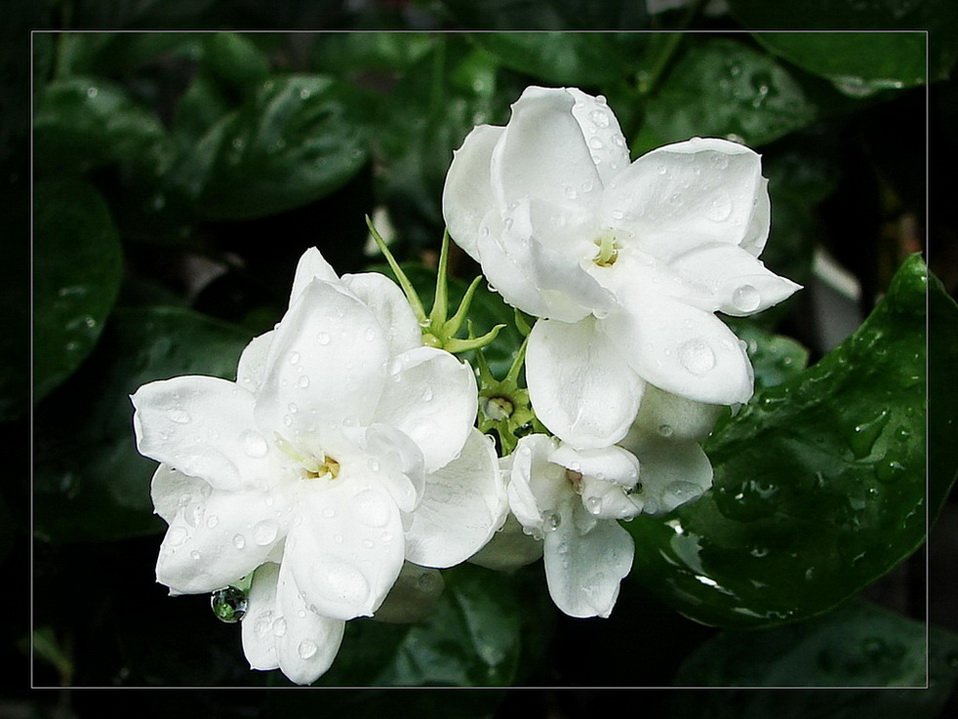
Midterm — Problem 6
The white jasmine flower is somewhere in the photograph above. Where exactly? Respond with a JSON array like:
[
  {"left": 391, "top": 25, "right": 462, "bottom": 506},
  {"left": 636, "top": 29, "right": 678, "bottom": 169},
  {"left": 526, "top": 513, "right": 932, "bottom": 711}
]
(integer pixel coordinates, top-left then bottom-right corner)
[
  {"left": 505, "top": 434, "right": 639, "bottom": 618},
  {"left": 442, "top": 85, "right": 800, "bottom": 450},
  {"left": 132, "top": 248, "right": 506, "bottom": 684}
]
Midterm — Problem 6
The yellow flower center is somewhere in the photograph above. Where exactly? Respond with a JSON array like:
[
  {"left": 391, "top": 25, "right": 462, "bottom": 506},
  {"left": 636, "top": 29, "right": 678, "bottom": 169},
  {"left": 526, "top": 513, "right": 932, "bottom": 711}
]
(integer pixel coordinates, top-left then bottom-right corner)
[
  {"left": 593, "top": 235, "right": 619, "bottom": 267},
  {"left": 274, "top": 433, "right": 341, "bottom": 480}
]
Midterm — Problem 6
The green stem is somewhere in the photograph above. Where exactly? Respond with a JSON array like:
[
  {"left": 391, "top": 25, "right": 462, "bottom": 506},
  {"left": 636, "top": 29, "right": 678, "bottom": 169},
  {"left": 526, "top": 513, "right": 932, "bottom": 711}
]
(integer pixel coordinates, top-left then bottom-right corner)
[{"left": 365, "top": 215, "right": 428, "bottom": 323}]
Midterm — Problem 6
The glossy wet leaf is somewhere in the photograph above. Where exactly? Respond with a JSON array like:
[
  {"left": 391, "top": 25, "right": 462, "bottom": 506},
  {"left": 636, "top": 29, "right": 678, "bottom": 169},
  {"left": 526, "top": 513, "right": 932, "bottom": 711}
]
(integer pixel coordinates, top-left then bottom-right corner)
[
  {"left": 316, "top": 564, "right": 525, "bottom": 686},
  {"left": 172, "top": 75, "right": 369, "bottom": 220},
  {"left": 468, "top": 32, "right": 644, "bottom": 89},
  {"left": 627, "top": 255, "right": 938, "bottom": 628},
  {"left": 728, "top": 1, "right": 957, "bottom": 83},
  {"left": 632, "top": 38, "right": 818, "bottom": 153},
  {"left": 753, "top": 32, "right": 926, "bottom": 97},
  {"left": 33, "top": 76, "right": 166, "bottom": 174},
  {"left": 671, "top": 601, "right": 958, "bottom": 715},
  {"left": 33, "top": 307, "right": 252, "bottom": 542},
  {"left": 727, "top": 320, "right": 809, "bottom": 392},
  {"left": 34, "top": 178, "right": 123, "bottom": 403}
]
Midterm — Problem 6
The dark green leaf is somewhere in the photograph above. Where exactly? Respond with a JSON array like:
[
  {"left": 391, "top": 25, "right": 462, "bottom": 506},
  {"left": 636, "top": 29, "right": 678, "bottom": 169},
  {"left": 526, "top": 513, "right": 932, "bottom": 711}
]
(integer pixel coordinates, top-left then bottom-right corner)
[
  {"left": 33, "top": 178, "right": 123, "bottom": 403},
  {"left": 171, "top": 75, "right": 369, "bottom": 220},
  {"left": 468, "top": 32, "right": 643, "bottom": 89},
  {"left": 309, "top": 32, "right": 437, "bottom": 78},
  {"left": 34, "top": 307, "right": 252, "bottom": 542},
  {"left": 728, "top": 1, "right": 957, "bottom": 82},
  {"left": 671, "top": 601, "right": 958, "bottom": 716},
  {"left": 33, "top": 76, "right": 167, "bottom": 174},
  {"left": 375, "top": 38, "right": 514, "bottom": 248},
  {"left": 753, "top": 32, "right": 926, "bottom": 96},
  {"left": 202, "top": 32, "right": 271, "bottom": 95},
  {"left": 316, "top": 564, "right": 524, "bottom": 686},
  {"left": 632, "top": 38, "right": 818, "bottom": 153},
  {"left": 675, "top": 600, "right": 958, "bottom": 688},
  {"left": 727, "top": 320, "right": 810, "bottom": 392},
  {"left": 54, "top": 32, "right": 205, "bottom": 81},
  {"left": 627, "top": 255, "right": 938, "bottom": 628}
]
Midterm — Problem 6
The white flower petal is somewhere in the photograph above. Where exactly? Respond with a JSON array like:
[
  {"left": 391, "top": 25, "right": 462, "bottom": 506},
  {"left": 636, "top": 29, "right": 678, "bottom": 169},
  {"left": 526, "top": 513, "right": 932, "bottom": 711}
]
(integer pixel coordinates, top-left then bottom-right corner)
[
  {"left": 621, "top": 436, "right": 713, "bottom": 516},
  {"left": 242, "top": 562, "right": 282, "bottom": 671},
  {"left": 477, "top": 228, "right": 600, "bottom": 322},
  {"left": 543, "top": 510, "right": 634, "bottom": 618},
  {"left": 360, "top": 423, "right": 425, "bottom": 513},
  {"left": 372, "top": 346, "right": 477, "bottom": 474},
  {"left": 468, "top": 513, "right": 544, "bottom": 571},
  {"left": 289, "top": 247, "right": 341, "bottom": 306},
  {"left": 629, "top": 384, "right": 723, "bottom": 443},
  {"left": 235, "top": 330, "right": 275, "bottom": 395},
  {"left": 341, "top": 272, "right": 423, "bottom": 355},
  {"left": 526, "top": 317, "right": 645, "bottom": 449},
  {"left": 443, "top": 124, "right": 505, "bottom": 260},
  {"left": 150, "top": 463, "right": 203, "bottom": 524},
  {"left": 548, "top": 443, "right": 641, "bottom": 487},
  {"left": 491, "top": 86, "right": 602, "bottom": 213},
  {"left": 132, "top": 375, "right": 266, "bottom": 492},
  {"left": 275, "top": 559, "right": 346, "bottom": 685},
  {"left": 604, "top": 137, "right": 767, "bottom": 262},
  {"left": 602, "top": 295, "right": 753, "bottom": 405},
  {"left": 155, "top": 486, "right": 290, "bottom": 595},
  {"left": 567, "top": 87, "right": 631, "bottom": 187},
  {"left": 507, "top": 434, "right": 568, "bottom": 530},
  {"left": 405, "top": 428, "right": 508, "bottom": 568},
  {"left": 669, "top": 242, "right": 802, "bottom": 316},
  {"left": 257, "top": 279, "right": 390, "bottom": 433},
  {"left": 284, "top": 479, "right": 404, "bottom": 621}
]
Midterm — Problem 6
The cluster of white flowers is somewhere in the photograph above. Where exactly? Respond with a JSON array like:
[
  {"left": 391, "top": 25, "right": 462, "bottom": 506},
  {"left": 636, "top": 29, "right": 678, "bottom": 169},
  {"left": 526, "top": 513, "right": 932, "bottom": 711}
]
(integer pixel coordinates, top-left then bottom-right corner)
[{"left": 132, "top": 85, "right": 798, "bottom": 685}]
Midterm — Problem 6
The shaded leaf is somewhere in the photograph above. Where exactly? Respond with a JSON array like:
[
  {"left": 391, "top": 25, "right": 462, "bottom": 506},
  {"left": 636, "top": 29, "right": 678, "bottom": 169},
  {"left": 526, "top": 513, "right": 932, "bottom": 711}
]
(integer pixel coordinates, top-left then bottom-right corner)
[
  {"left": 632, "top": 38, "right": 819, "bottom": 153},
  {"left": 752, "top": 32, "right": 926, "bottom": 96},
  {"left": 671, "top": 601, "right": 958, "bottom": 715},
  {"left": 33, "top": 76, "right": 167, "bottom": 174},
  {"left": 33, "top": 178, "right": 123, "bottom": 403},
  {"left": 171, "top": 75, "right": 369, "bottom": 221}
]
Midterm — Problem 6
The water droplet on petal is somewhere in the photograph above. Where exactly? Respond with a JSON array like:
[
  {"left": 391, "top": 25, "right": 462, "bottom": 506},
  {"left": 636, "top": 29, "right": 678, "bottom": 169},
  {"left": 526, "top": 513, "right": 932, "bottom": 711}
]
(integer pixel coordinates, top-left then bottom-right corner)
[
  {"left": 731, "top": 284, "right": 761, "bottom": 313},
  {"left": 364, "top": 327, "right": 377, "bottom": 342},
  {"left": 658, "top": 424, "right": 674, "bottom": 437},
  {"left": 585, "top": 497, "right": 602, "bottom": 515},
  {"left": 317, "top": 331, "right": 330, "bottom": 345},
  {"left": 289, "top": 352, "right": 300, "bottom": 365},
  {"left": 678, "top": 339, "right": 716, "bottom": 376},
  {"left": 253, "top": 521, "right": 278, "bottom": 546},
  {"left": 298, "top": 640, "right": 318, "bottom": 659},
  {"left": 298, "top": 375, "right": 310, "bottom": 389},
  {"left": 167, "top": 408, "right": 192, "bottom": 424},
  {"left": 589, "top": 136, "right": 604, "bottom": 150},
  {"left": 272, "top": 617, "right": 288, "bottom": 637},
  {"left": 241, "top": 429, "right": 269, "bottom": 458},
  {"left": 705, "top": 191, "right": 733, "bottom": 222},
  {"left": 540, "top": 510, "right": 562, "bottom": 531},
  {"left": 351, "top": 489, "right": 392, "bottom": 527},
  {"left": 310, "top": 555, "right": 371, "bottom": 607},
  {"left": 233, "top": 533, "right": 246, "bottom": 549}
]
